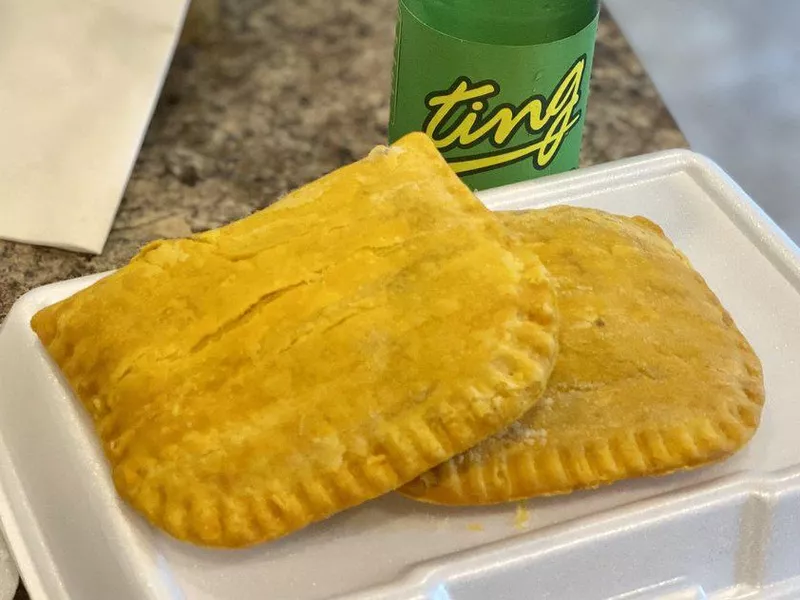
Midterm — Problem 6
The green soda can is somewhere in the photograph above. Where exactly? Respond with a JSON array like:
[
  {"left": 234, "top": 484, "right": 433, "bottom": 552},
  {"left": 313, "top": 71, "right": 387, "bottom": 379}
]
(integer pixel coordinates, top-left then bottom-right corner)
[{"left": 389, "top": 0, "right": 600, "bottom": 190}]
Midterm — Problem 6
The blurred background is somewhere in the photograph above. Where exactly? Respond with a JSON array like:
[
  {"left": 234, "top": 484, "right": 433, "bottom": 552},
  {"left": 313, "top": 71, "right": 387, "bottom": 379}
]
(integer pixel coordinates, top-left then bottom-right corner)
[{"left": 608, "top": 0, "right": 800, "bottom": 240}]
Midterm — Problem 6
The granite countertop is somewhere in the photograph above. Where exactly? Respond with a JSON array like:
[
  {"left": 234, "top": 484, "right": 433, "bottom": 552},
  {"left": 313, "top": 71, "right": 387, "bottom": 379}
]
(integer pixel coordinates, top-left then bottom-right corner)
[
  {"left": 0, "top": 2, "right": 685, "bottom": 324},
  {"left": 4, "top": 3, "right": 685, "bottom": 597}
]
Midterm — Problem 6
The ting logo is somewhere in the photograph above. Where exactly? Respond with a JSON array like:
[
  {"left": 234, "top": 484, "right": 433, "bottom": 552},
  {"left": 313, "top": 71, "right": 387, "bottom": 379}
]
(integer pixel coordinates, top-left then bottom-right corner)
[{"left": 422, "top": 56, "right": 587, "bottom": 175}]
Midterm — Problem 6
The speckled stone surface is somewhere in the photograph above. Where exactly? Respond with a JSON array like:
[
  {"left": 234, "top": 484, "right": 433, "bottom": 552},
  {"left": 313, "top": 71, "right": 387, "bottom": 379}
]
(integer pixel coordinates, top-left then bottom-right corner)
[{"left": 4, "top": 2, "right": 685, "bottom": 596}]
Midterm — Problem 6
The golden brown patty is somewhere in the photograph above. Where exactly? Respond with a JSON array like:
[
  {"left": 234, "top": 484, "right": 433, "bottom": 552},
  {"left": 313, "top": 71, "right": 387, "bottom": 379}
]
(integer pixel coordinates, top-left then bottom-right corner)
[
  {"left": 401, "top": 206, "right": 764, "bottom": 505},
  {"left": 31, "top": 133, "right": 559, "bottom": 546}
]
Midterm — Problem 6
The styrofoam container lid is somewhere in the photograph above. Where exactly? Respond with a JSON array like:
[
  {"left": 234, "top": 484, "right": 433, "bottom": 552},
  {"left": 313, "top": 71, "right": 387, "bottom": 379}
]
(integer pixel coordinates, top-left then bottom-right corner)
[{"left": 0, "top": 149, "right": 797, "bottom": 600}]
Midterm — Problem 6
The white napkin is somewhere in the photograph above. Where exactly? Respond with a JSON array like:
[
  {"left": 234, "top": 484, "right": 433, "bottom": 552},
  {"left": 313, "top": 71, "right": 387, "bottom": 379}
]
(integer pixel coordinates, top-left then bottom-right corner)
[{"left": 0, "top": 0, "right": 190, "bottom": 254}]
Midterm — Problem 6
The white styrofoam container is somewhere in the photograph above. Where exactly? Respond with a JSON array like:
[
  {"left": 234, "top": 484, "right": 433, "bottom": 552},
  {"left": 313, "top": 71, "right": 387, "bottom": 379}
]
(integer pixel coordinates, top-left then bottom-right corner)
[{"left": 0, "top": 149, "right": 798, "bottom": 600}]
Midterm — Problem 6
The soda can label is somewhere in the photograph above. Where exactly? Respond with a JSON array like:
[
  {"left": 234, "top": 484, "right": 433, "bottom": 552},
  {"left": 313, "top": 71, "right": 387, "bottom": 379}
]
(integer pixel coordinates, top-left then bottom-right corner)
[{"left": 389, "top": 2, "right": 598, "bottom": 190}]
